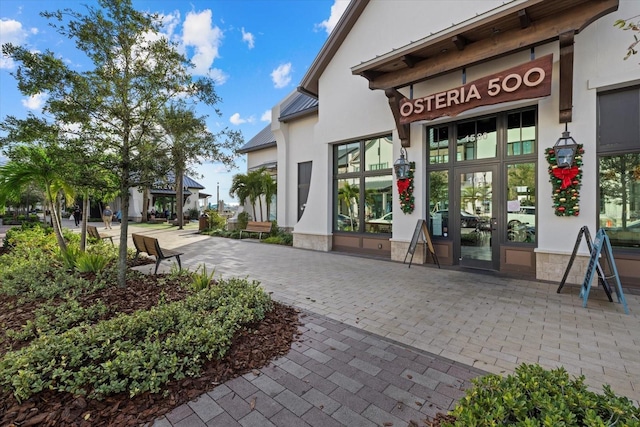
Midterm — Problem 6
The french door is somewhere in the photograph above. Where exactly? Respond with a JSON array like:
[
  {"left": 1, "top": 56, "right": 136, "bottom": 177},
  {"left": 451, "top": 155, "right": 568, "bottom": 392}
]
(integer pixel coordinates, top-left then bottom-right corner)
[{"left": 455, "top": 165, "right": 499, "bottom": 270}]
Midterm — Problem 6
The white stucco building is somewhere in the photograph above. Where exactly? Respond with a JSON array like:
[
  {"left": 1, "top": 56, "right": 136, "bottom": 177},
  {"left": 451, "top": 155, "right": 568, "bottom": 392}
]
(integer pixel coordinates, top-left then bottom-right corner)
[{"left": 240, "top": 0, "right": 640, "bottom": 288}]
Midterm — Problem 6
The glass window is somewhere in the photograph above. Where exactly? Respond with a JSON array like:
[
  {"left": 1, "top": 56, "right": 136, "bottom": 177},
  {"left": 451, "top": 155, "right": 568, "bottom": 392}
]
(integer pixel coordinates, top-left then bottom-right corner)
[
  {"left": 365, "top": 135, "right": 393, "bottom": 171},
  {"left": 506, "top": 163, "right": 536, "bottom": 243},
  {"left": 507, "top": 109, "right": 536, "bottom": 156},
  {"left": 428, "top": 170, "right": 449, "bottom": 237},
  {"left": 456, "top": 116, "right": 497, "bottom": 161},
  {"left": 599, "top": 154, "right": 640, "bottom": 248},
  {"left": 336, "top": 142, "right": 360, "bottom": 174},
  {"left": 429, "top": 126, "right": 449, "bottom": 164},
  {"left": 363, "top": 176, "right": 393, "bottom": 233},
  {"left": 336, "top": 178, "right": 359, "bottom": 231},
  {"left": 334, "top": 135, "right": 393, "bottom": 233}
]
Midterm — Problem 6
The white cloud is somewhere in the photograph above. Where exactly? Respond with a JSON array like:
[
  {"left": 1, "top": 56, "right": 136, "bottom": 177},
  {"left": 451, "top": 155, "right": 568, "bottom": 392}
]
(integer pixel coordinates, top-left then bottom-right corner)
[
  {"left": 21, "top": 93, "right": 46, "bottom": 110},
  {"left": 316, "top": 0, "right": 349, "bottom": 35},
  {"left": 260, "top": 110, "right": 271, "bottom": 122},
  {"left": 208, "top": 68, "right": 228, "bottom": 85},
  {"left": 0, "top": 18, "right": 37, "bottom": 69},
  {"left": 241, "top": 27, "right": 255, "bottom": 49},
  {"left": 182, "top": 10, "right": 224, "bottom": 75},
  {"left": 271, "top": 63, "right": 292, "bottom": 89},
  {"left": 229, "top": 113, "right": 255, "bottom": 125}
]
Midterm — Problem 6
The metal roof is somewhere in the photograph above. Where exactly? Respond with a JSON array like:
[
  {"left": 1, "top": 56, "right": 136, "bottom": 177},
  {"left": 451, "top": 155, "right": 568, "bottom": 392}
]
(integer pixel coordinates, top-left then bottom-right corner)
[
  {"left": 151, "top": 173, "right": 205, "bottom": 191},
  {"left": 279, "top": 92, "right": 318, "bottom": 122},
  {"left": 239, "top": 124, "right": 276, "bottom": 154}
]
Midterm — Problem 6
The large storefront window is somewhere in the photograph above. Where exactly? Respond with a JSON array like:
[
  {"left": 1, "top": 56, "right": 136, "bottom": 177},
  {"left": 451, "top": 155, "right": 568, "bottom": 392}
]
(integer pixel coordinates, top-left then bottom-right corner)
[
  {"left": 334, "top": 135, "right": 393, "bottom": 233},
  {"left": 428, "top": 170, "right": 449, "bottom": 237},
  {"left": 598, "top": 87, "right": 640, "bottom": 249},
  {"left": 506, "top": 163, "right": 536, "bottom": 243}
]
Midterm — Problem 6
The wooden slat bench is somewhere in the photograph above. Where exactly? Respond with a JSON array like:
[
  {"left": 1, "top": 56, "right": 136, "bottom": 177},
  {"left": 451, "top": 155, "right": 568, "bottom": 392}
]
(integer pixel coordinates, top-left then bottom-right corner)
[
  {"left": 87, "top": 225, "right": 114, "bottom": 245},
  {"left": 239, "top": 221, "right": 272, "bottom": 240},
  {"left": 132, "top": 233, "right": 183, "bottom": 274}
]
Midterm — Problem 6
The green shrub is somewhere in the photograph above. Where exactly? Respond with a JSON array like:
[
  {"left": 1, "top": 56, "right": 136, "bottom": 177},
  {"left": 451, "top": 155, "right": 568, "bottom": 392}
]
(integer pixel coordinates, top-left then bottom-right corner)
[
  {"left": 237, "top": 211, "right": 250, "bottom": 230},
  {"left": 443, "top": 363, "right": 640, "bottom": 427},
  {"left": 204, "top": 209, "right": 227, "bottom": 230},
  {"left": 0, "top": 277, "right": 272, "bottom": 401},
  {"left": 191, "top": 264, "right": 216, "bottom": 291},
  {"left": 76, "top": 252, "right": 110, "bottom": 273}
]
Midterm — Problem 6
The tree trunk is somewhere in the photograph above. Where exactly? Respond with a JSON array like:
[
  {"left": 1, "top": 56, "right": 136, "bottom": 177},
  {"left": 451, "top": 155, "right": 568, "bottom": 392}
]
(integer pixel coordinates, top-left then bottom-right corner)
[
  {"left": 80, "top": 192, "right": 90, "bottom": 252},
  {"left": 142, "top": 186, "right": 150, "bottom": 222},
  {"left": 47, "top": 188, "right": 67, "bottom": 252},
  {"left": 176, "top": 170, "right": 184, "bottom": 230}
]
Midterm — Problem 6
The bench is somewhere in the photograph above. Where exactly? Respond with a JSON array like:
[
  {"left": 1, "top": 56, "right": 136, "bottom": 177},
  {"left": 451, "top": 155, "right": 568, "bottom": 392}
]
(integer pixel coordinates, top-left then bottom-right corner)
[
  {"left": 87, "top": 225, "right": 114, "bottom": 245},
  {"left": 131, "top": 233, "right": 183, "bottom": 274},
  {"left": 239, "top": 221, "right": 272, "bottom": 240}
]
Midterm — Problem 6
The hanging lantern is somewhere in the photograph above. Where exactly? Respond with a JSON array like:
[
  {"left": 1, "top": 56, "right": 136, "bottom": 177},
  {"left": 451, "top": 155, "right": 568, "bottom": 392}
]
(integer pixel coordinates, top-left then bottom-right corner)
[
  {"left": 394, "top": 147, "right": 410, "bottom": 179},
  {"left": 553, "top": 124, "right": 578, "bottom": 168}
]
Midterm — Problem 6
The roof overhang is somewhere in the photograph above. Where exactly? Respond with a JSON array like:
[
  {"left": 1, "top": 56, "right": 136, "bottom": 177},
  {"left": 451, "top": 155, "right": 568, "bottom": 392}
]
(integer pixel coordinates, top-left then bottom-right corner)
[{"left": 351, "top": 0, "right": 619, "bottom": 91}]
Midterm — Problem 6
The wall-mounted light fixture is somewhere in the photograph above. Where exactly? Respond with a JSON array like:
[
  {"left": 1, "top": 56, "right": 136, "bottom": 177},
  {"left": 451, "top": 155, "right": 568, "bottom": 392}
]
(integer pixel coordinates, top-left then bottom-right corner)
[
  {"left": 394, "top": 147, "right": 410, "bottom": 179},
  {"left": 554, "top": 124, "right": 578, "bottom": 168}
]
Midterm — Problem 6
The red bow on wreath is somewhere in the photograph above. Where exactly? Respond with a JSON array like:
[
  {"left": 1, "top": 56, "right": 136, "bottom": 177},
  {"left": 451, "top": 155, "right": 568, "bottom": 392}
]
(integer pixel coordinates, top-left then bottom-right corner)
[
  {"left": 552, "top": 166, "right": 579, "bottom": 189},
  {"left": 397, "top": 178, "right": 410, "bottom": 194}
]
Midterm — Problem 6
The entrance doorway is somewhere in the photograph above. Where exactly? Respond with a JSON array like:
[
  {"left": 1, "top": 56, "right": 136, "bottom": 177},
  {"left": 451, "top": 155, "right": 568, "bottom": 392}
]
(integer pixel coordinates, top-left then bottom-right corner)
[{"left": 455, "top": 165, "right": 498, "bottom": 270}]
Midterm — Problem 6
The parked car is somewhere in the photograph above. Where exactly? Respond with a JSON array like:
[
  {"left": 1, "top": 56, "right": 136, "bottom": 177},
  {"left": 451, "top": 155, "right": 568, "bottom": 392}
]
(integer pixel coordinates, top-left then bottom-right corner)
[
  {"left": 337, "top": 214, "right": 356, "bottom": 230},
  {"left": 435, "top": 210, "right": 481, "bottom": 228},
  {"left": 366, "top": 212, "right": 392, "bottom": 232}
]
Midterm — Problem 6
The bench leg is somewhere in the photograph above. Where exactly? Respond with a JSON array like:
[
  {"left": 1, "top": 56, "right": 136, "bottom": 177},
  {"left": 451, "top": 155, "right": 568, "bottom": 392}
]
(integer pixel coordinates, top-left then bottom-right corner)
[
  {"left": 154, "top": 258, "right": 161, "bottom": 275},
  {"left": 175, "top": 255, "right": 182, "bottom": 271},
  {"left": 134, "top": 250, "right": 140, "bottom": 263}
]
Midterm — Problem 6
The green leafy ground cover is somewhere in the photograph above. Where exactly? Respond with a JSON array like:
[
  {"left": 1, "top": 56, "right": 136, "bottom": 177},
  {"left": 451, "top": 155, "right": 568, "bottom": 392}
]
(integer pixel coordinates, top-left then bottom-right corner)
[{"left": 0, "top": 224, "right": 297, "bottom": 426}]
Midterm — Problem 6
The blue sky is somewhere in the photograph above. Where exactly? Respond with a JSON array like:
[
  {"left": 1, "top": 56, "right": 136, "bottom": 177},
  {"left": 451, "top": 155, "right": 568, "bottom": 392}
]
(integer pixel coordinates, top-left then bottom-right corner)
[{"left": 0, "top": 0, "right": 348, "bottom": 204}]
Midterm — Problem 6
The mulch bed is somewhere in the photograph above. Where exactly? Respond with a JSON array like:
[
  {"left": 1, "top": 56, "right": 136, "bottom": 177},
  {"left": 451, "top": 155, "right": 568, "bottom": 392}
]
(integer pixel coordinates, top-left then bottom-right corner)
[
  {"left": 0, "top": 251, "right": 453, "bottom": 427},
  {"left": 0, "top": 251, "right": 302, "bottom": 427}
]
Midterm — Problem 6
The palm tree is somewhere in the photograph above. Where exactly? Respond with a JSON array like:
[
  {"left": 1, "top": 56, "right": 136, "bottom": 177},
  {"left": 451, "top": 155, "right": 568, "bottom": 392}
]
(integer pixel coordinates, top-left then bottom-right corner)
[
  {"left": 0, "top": 146, "right": 74, "bottom": 251},
  {"left": 261, "top": 171, "right": 277, "bottom": 221},
  {"left": 230, "top": 173, "right": 255, "bottom": 219},
  {"left": 338, "top": 181, "right": 359, "bottom": 231}
]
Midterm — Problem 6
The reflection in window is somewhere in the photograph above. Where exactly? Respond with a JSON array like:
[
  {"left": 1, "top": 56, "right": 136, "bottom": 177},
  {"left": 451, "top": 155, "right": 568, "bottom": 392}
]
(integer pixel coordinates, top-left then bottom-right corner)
[
  {"left": 456, "top": 116, "right": 497, "bottom": 161},
  {"left": 336, "top": 142, "right": 360, "bottom": 174},
  {"left": 506, "top": 163, "right": 536, "bottom": 243},
  {"left": 334, "top": 135, "right": 393, "bottom": 233},
  {"left": 428, "top": 171, "right": 449, "bottom": 237},
  {"left": 429, "top": 126, "right": 449, "bottom": 164},
  {"left": 599, "top": 154, "right": 640, "bottom": 248},
  {"left": 507, "top": 109, "right": 536, "bottom": 156},
  {"left": 363, "top": 176, "right": 393, "bottom": 233},
  {"left": 365, "top": 135, "right": 393, "bottom": 171},
  {"left": 337, "top": 178, "right": 359, "bottom": 231}
]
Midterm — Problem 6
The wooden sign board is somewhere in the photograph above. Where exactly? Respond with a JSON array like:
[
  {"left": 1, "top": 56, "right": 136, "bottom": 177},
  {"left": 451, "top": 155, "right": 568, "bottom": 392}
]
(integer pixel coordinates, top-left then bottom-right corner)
[
  {"left": 580, "top": 229, "right": 629, "bottom": 314},
  {"left": 404, "top": 219, "right": 439, "bottom": 268}
]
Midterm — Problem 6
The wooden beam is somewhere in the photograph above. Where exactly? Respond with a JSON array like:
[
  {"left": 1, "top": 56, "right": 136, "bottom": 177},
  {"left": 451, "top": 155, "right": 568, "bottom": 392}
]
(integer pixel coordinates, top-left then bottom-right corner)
[
  {"left": 452, "top": 35, "right": 468, "bottom": 51},
  {"left": 401, "top": 54, "right": 420, "bottom": 68},
  {"left": 518, "top": 9, "right": 531, "bottom": 29},
  {"left": 366, "top": 0, "right": 618, "bottom": 91},
  {"left": 559, "top": 31, "right": 574, "bottom": 123},
  {"left": 385, "top": 88, "right": 411, "bottom": 147},
  {"left": 361, "top": 70, "right": 383, "bottom": 81}
]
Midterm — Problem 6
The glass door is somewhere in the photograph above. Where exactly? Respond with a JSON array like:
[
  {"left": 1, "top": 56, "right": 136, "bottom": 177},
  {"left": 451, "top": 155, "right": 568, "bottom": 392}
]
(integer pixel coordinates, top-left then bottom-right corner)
[{"left": 456, "top": 166, "right": 499, "bottom": 270}]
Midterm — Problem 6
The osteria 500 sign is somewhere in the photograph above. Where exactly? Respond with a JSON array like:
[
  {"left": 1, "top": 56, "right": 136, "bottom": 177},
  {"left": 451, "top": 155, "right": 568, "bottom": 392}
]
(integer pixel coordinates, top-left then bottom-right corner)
[{"left": 399, "top": 54, "right": 553, "bottom": 124}]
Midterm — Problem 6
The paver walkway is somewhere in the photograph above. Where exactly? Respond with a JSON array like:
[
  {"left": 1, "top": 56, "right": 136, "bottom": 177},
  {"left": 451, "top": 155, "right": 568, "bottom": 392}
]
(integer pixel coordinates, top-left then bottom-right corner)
[{"left": 3, "top": 220, "right": 639, "bottom": 425}]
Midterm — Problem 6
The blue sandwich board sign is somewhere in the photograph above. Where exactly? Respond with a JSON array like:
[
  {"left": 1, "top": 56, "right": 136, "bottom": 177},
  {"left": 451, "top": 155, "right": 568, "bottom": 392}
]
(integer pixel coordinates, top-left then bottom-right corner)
[{"left": 580, "top": 228, "right": 629, "bottom": 314}]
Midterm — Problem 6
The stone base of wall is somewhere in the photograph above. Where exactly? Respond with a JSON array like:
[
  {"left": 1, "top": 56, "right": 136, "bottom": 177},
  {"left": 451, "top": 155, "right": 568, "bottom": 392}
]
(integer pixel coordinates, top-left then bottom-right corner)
[
  {"left": 293, "top": 233, "right": 331, "bottom": 252},
  {"left": 391, "top": 240, "right": 425, "bottom": 264},
  {"left": 536, "top": 251, "right": 589, "bottom": 285}
]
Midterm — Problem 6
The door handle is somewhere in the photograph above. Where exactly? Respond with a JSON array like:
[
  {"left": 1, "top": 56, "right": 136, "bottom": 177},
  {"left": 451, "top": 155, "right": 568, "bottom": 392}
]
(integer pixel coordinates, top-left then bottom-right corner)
[{"left": 491, "top": 217, "right": 498, "bottom": 231}]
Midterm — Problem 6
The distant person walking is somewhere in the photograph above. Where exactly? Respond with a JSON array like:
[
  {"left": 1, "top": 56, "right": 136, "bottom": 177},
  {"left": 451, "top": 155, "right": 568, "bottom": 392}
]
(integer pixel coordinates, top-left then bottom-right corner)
[
  {"left": 73, "top": 205, "right": 82, "bottom": 227},
  {"left": 102, "top": 205, "right": 113, "bottom": 229}
]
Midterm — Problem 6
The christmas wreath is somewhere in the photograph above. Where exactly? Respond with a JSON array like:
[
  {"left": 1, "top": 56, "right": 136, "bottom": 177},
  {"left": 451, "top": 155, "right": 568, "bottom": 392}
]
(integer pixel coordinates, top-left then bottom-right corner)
[
  {"left": 397, "top": 162, "right": 415, "bottom": 214},
  {"left": 545, "top": 145, "right": 584, "bottom": 216}
]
